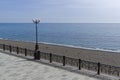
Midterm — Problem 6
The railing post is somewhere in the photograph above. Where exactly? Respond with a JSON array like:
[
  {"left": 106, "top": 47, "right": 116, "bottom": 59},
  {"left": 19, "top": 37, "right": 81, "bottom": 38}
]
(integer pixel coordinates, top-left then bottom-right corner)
[
  {"left": 38, "top": 51, "right": 40, "bottom": 60},
  {"left": 17, "top": 47, "right": 19, "bottom": 54},
  {"left": 63, "top": 56, "right": 65, "bottom": 66},
  {"left": 97, "top": 62, "right": 100, "bottom": 75},
  {"left": 9, "top": 45, "right": 12, "bottom": 53},
  {"left": 38, "top": 51, "right": 41, "bottom": 60},
  {"left": 79, "top": 59, "right": 82, "bottom": 70},
  {"left": 3, "top": 44, "right": 5, "bottom": 51},
  {"left": 50, "top": 53, "right": 52, "bottom": 63},
  {"left": 25, "top": 48, "right": 27, "bottom": 56},
  {"left": 117, "top": 71, "right": 119, "bottom": 76}
]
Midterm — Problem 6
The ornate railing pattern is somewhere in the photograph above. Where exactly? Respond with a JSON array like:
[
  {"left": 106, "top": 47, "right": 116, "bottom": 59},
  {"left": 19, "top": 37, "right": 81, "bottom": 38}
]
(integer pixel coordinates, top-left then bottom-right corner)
[
  {"left": 52, "top": 54, "right": 63, "bottom": 63},
  {"left": 100, "top": 64, "right": 120, "bottom": 76},
  {"left": 81, "top": 60, "right": 98, "bottom": 71},
  {"left": 40, "top": 52, "right": 50, "bottom": 60},
  {"left": 26, "top": 49, "right": 34, "bottom": 56},
  {"left": 65, "top": 57, "right": 79, "bottom": 67}
]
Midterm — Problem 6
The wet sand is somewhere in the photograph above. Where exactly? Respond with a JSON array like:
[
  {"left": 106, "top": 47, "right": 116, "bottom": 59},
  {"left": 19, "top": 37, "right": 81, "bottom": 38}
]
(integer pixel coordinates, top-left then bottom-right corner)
[{"left": 0, "top": 39, "right": 120, "bottom": 67}]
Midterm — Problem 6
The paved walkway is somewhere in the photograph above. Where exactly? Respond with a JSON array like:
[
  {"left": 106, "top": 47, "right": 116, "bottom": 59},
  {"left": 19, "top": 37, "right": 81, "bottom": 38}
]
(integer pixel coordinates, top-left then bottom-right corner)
[{"left": 0, "top": 52, "right": 102, "bottom": 80}]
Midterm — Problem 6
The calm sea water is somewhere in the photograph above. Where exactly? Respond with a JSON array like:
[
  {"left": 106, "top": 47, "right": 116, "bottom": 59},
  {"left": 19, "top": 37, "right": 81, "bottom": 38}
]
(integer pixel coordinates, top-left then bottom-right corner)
[{"left": 0, "top": 23, "right": 120, "bottom": 52}]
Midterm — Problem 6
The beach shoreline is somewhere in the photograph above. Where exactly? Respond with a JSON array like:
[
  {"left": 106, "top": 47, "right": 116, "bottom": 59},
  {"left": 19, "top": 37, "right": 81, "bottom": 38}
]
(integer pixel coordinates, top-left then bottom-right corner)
[{"left": 0, "top": 39, "right": 120, "bottom": 67}]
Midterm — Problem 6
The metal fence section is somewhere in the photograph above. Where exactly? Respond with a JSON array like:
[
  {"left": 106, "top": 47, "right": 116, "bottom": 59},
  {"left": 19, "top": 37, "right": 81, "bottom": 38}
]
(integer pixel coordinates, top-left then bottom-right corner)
[
  {"left": 65, "top": 57, "right": 79, "bottom": 67},
  {"left": 40, "top": 52, "right": 50, "bottom": 60},
  {"left": 27, "top": 49, "right": 34, "bottom": 56},
  {"left": 101, "top": 64, "right": 120, "bottom": 76},
  {"left": 81, "top": 60, "right": 98, "bottom": 71},
  {"left": 11, "top": 46, "right": 17, "bottom": 52},
  {"left": 4, "top": 45, "right": 10, "bottom": 51},
  {"left": 52, "top": 54, "right": 63, "bottom": 63},
  {"left": 18, "top": 47, "right": 25, "bottom": 55}
]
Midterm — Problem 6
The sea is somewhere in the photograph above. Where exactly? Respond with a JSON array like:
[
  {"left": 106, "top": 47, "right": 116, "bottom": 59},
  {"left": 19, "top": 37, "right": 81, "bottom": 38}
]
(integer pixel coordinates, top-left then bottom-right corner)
[{"left": 0, "top": 23, "right": 120, "bottom": 52}]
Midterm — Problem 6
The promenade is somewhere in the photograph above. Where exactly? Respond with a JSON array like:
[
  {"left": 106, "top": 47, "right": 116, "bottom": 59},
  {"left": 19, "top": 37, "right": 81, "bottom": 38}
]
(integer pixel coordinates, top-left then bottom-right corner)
[{"left": 0, "top": 52, "right": 102, "bottom": 80}]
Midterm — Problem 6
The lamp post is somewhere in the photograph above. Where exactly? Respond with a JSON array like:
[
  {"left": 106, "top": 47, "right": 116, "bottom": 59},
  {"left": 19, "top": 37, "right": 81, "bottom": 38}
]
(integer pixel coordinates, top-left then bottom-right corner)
[{"left": 32, "top": 18, "right": 40, "bottom": 60}]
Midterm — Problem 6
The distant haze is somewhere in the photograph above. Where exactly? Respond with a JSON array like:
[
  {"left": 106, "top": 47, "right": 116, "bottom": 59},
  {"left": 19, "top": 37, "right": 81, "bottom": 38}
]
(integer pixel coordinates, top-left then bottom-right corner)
[{"left": 0, "top": 0, "right": 120, "bottom": 23}]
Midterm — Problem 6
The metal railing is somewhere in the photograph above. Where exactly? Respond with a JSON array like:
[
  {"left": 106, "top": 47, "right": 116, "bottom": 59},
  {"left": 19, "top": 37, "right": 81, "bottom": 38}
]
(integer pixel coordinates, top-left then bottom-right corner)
[{"left": 0, "top": 44, "right": 120, "bottom": 77}]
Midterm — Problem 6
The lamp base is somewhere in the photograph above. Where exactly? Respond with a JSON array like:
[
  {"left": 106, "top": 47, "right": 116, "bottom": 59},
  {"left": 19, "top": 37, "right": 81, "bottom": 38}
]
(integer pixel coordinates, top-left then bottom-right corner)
[
  {"left": 34, "top": 50, "right": 40, "bottom": 60},
  {"left": 35, "top": 44, "right": 39, "bottom": 50}
]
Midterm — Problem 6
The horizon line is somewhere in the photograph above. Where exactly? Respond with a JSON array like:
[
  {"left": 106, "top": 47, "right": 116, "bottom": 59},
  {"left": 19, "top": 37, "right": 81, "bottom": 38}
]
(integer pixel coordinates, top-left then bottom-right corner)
[{"left": 0, "top": 22, "right": 120, "bottom": 24}]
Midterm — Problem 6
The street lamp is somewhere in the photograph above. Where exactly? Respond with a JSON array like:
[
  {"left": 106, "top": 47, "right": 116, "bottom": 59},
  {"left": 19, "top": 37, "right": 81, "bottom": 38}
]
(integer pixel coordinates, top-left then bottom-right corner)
[{"left": 32, "top": 18, "right": 40, "bottom": 59}]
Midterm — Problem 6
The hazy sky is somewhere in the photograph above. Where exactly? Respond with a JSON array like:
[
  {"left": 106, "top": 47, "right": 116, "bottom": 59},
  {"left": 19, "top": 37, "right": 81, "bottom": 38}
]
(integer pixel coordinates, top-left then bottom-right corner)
[{"left": 0, "top": 0, "right": 120, "bottom": 23}]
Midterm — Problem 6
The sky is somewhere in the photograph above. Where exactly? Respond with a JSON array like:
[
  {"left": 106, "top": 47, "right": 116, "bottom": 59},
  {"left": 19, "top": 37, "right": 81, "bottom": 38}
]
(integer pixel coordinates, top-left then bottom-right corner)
[{"left": 0, "top": 0, "right": 120, "bottom": 23}]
